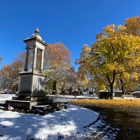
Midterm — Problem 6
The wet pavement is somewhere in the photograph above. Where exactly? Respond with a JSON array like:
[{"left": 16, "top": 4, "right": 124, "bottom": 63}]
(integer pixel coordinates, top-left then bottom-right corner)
[{"left": 86, "top": 106, "right": 140, "bottom": 140}]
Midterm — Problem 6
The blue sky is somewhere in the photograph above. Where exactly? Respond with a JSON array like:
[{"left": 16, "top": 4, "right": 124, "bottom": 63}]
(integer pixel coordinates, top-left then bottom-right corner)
[{"left": 0, "top": 0, "right": 140, "bottom": 70}]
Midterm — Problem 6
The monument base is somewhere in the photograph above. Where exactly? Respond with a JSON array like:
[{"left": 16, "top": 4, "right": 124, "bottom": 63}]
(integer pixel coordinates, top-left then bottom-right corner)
[
  {"left": 6, "top": 100, "right": 30, "bottom": 110},
  {"left": 6, "top": 93, "right": 55, "bottom": 110},
  {"left": 5, "top": 98, "right": 67, "bottom": 115},
  {"left": 6, "top": 72, "right": 55, "bottom": 110}
]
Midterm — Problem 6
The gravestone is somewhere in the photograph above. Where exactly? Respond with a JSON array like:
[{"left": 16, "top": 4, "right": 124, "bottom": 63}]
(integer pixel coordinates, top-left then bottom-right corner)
[
  {"left": 114, "top": 91, "right": 123, "bottom": 97},
  {"left": 98, "top": 90, "right": 109, "bottom": 99}
]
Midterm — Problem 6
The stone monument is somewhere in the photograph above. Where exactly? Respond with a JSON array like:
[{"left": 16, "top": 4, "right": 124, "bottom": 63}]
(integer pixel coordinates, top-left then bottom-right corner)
[
  {"left": 6, "top": 28, "right": 56, "bottom": 111},
  {"left": 20, "top": 27, "right": 46, "bottom": 95}
]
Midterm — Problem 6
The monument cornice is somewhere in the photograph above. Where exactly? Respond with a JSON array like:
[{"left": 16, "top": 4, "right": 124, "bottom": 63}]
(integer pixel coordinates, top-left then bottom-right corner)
[
  {"left": 23, "top": 37, "right": 47, "bottom": 46},
  {"left": 19, "top": 71, "right": 45, "bottom": 76}
]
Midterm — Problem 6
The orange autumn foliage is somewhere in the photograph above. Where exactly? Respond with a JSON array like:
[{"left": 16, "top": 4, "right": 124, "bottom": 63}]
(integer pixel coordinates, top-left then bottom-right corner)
[
  {"left": 125, "top": 16, "right": 140, "bottom": 36},
  {"left": 45, "top": 42, "right": 71, "bottom": 69}
]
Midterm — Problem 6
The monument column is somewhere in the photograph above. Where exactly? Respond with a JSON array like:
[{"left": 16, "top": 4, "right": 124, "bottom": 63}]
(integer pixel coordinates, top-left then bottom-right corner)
[
  {"left": 32, "top": 47, "right": 37, "bottom": 71},
  {"left": 24, "top": 48, "right": 29, "bottom": 71},
  {"left": 8, "top": 28, "right": 59, "bottom": 111},
  {"left": 41, "top": 50, "right": 44, "bottom": 72}
]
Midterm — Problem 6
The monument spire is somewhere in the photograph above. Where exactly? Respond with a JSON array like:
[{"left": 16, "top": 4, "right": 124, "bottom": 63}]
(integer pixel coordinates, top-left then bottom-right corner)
[{"left": 35, "top": 27, "right": 39, "bottom": 34}]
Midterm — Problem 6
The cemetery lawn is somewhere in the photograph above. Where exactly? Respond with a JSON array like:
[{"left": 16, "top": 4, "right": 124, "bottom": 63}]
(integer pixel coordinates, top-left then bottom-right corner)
[{"left": 68, "top": 98, "right": 140, "bottom": 109}]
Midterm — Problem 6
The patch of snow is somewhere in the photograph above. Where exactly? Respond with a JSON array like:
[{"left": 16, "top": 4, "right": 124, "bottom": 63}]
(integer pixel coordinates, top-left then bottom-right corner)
[{"left": 0, "top": 105, "right": 99, "bottom": 139}]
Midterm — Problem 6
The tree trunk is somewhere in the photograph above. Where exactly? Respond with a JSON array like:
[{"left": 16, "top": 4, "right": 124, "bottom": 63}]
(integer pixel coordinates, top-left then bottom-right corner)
[
  {"left": 69, "top": 86, "right": 72, "bottom": 94},
  {"left": 120, "top": 78, "right": 125, "bottom": 95},
  {"left": 106, "top": 70, "right": 116, "bottom": 99},
  {"left": 53, "top": 80, "right": 57, "bottom": 90},
  {"left": 109, "top": 84, "right": 114, "bottom": 99},
  {"left": 61, "top": 82, "right": 65, "bottom": 91}
]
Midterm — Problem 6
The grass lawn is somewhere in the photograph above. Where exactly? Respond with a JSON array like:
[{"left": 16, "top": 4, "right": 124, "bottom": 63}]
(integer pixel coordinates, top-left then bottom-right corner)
[{"left": 69, "top": 98, "right": 140, "bottom": 108}]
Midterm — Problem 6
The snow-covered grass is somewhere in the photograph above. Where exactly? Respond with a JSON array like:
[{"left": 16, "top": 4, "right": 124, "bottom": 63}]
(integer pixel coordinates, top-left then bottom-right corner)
[
  {"left": 0, "top": 94, "right": 101, "bottom": 140},
  {"left": 0, "top": 94, "right": 15, "bottom": 103},
  {"left": 0, "top": 105, "right": 99, "bottom": 140},
  {"left": 0, "top": 94, "right": 123, "bottom": 140}
]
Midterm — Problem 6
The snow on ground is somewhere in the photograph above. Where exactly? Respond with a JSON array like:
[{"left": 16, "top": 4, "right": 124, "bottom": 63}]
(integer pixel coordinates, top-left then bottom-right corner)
[
  {"left": 0, "top": 94, "right": 101, "bottom": 140},
  {"left": 0, "top": 94, "right": 16, "bottom": 103},
  {"left": 0, "top": 94, "right": 123, "bottom": 140},
  {"left": 0, "top": 105, "right": 99, "bottom": 140}
]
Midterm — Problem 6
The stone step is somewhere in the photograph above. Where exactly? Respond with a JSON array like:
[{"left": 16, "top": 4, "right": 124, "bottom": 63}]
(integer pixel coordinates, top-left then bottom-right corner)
[
  {"left": 30, "top": 99, "right": 54, "bottom": 108},
  {"left": 12, "top": 96, "right": 30, "bottom": 101},
  {"left": 16, "top": 92, "right": 49, "bottom": 97},
  {"left": 31, "top": 93, "right": 48, "bottom": 97},
  {"left": 1, "top": 102, "right": 67, "bottom": 115},
  {"left": 31, "top": 104, "right": 67, "bottom": 115},
  {"left": 6, "top": 100, "right": 30, "bottom": 109},
  {"left": 43, "top": 105, "right": 52, "bottom": 110},
  {"left": 17, "top": 93, "right": 31, "bottom": 97},
  {"left": 13, "top": 96, "right": 50, "bottom": 101},
  {"left": 32, "top": 105, "right": 54, "bottom": 115},
  {"left": 32, "top": 105, "right": 52, "bottom": 111},
  {"left": 51, "top": 103, "right": 61, "bottom": 107},
  {"left": 30, "top": 96, "right": 49, "bottom": 101}
]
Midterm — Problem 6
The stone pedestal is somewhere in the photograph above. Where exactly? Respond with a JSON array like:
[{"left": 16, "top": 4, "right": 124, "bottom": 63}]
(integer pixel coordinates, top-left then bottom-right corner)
[
  {"left": 7, "top": 71, "right": 53, "bottom": 110},
  {"left": 19, "top": 72, "right": 45, "bottom": 95}
]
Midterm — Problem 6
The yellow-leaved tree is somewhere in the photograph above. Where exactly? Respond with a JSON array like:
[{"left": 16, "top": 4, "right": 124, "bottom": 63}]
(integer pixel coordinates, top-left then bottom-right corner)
[
  {"left": 125, "top": 16, "right": 140, "bottom": 36},
  {"left": 121, "top": 16, "right": 140, "bottom": 92},
  {"left": 77, "top": 24, "right": 140, "bottom": 99}
]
